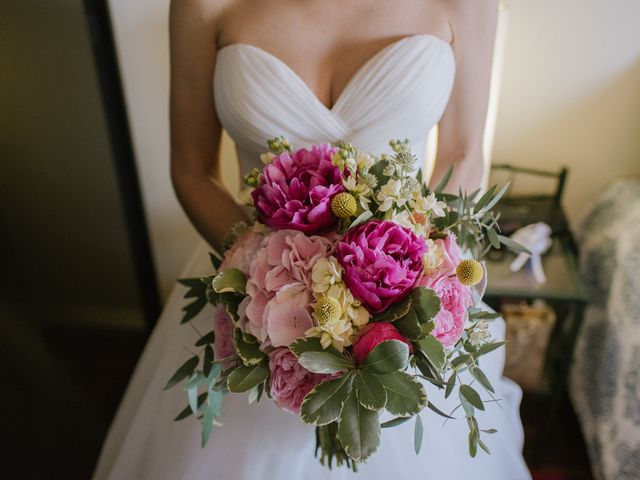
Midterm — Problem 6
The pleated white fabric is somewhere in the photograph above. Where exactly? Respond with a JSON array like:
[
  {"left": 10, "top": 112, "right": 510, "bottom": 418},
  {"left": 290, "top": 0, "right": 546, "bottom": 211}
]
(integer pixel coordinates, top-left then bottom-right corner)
[{"left": 93, "top": 34, "right": 531, "bottom": 480}]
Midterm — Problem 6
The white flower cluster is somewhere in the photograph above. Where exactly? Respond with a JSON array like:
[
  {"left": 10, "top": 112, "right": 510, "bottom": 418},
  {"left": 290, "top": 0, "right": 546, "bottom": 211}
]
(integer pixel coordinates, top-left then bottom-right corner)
[{"left": 305, "top": 257, "right": 370, "bottom": 351}]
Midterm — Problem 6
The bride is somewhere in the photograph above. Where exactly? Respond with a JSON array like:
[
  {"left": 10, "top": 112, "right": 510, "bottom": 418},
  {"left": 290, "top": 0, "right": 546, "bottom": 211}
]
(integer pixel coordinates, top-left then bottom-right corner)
[{"left": 94, "top": 0, "right": 531, "bottom": 478}]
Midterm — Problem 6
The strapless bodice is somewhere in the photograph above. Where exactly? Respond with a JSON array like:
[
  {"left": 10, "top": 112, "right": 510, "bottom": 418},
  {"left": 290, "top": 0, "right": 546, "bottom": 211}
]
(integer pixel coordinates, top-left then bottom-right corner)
[{"left": 213, "top": 34, "right": 456, "bottom": 178}]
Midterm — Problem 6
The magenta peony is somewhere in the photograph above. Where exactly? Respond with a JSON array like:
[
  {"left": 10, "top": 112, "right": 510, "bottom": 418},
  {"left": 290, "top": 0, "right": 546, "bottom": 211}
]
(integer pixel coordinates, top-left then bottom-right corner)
[
  {"left": 268, "top": 347, "right": 332, "bottom": 415},
  {"left": 336, "top": 220, "right": 426, "bottom": 313},
  {"left": 420, "top": 275, "right": 473, "bottom": 348},
  {"left": 242, "top": 229, "right": 334, "bottom": 347},
  {"left": 352, "top": 322, "right": 413, "bottom": 364},
  {"left": 252, "top": 144, "right": 344, "bottom": 233}
]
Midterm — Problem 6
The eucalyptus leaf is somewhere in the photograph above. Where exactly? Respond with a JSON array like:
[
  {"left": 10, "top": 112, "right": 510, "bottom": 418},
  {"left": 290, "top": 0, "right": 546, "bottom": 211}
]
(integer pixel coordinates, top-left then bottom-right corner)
[
  {"left": 478, "top": 437, "right": 491, "bottom": 454},
  {"left": 354, "top": 370, "right": 386, "bottom": 412},
  {"left": 299, "top": 351, "right": 354, "bottom": 374},
  {"left": 497, "top": 234, "right": 532, "bottom": 255},
  {"left": 212, "top": 268, "right": 247, "bottom": 294},
  {"left": 203, "top": 345, "right": 214, "bottom": 377},
  {"left": 195, "top": 330, "right": 215, "bottom": 347},
  {"left": 445, "top": 373, "right": 456, "bottom": 399},
  {"left": 468, "top": 429, "right": 479, "bottom": 457},
  {"left": 427, "top": 401, "right": 455, "bottom": 419},
  {"left": 380, "top": 416, "right": 411, "bottom": 428},
  {"left": 460, "top": 385, "right": 485, "bottom": 411},
  {"left": 481, "top": 428, "right": 498, "bottom": 434},
  {"left": 209, "top": 251, "right": 222, "bottom": 271},
  {"left": 487, "top": 227, "right": 500, "bottom": 249},
  {"left": 164, "top": 355, "right": 199, "bottom": 390},
  {"left": 433, "top": 165, "right": 454, "bottom": 193},
  {"left": 300, "top": 373, "right": 353, "bottom": 426},
  {"left": 414, "top": 414, "right": 424, "bottom": 454},
  {"left": 469, "top": 310, "right": 502, "bottom": 320},
  {"left": 472, "top": 185, "right": 496, "bottom": 213},
  {"left": 227, "top": 361, "right": 269, "bottom": 393},
  {"left": 181, "top": 297, "right": 208, "bottom": 324},
  {"left": 478, "top": 341, "right": 506, "bottom": 356},
  {"left": 459, "top": 394, "right": 475, "bottom": 417},
  {"left": 174, "top": 392, "right": 207, "bottom": 421},
  {"left": 361, "top": 340, "right": 409, "bottom": 374},
  {"left": 482, "top": 181, "right": 511, "bottom": 213},
  {"left": 470, "top": 366, "right": 495, "bottom": 393},
  {"left": 338, "top": 390, "right": 381, "bottom": 462},
  {"left": 380, "top": 371, "right": 427, "bottom": 417}
]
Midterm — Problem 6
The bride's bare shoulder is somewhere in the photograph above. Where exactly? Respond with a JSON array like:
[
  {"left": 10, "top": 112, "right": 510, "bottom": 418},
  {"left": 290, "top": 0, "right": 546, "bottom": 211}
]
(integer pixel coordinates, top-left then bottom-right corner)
[{"left": 169, "top": 0, "right": 234, "bottom": 39}]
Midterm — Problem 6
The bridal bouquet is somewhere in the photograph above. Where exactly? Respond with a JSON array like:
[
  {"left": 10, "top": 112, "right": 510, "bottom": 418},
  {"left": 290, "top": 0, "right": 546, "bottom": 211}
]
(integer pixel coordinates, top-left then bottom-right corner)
[{"left": 167, "top": 137, "right": 528, "bottom": 470}]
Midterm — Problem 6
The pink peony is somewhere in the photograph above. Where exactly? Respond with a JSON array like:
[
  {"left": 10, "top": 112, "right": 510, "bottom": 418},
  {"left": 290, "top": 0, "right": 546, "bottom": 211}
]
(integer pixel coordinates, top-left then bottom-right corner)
[
  {"left": 268, "top": 347, "right": 332, "bottom": 415},
  {"left": 336, "top": 220, "right": 426, "bottom": 313},
  {"left": 242, "top": 229, "right": 334, "bottom": 346},
  {"left": 420, "top": 275, "right": 472, "bottom": 348},
  {"left": 252, "top": 144, "right": 345, "bottom": 233},
  {"left": 220, "top": 225, "right": 267, "bottom": 275},
  {"left": 213, "top": 306, "right": 236, "bottom": 360},
  {"left": 352, "top": 322, "right": 413, "bottom": 364}
]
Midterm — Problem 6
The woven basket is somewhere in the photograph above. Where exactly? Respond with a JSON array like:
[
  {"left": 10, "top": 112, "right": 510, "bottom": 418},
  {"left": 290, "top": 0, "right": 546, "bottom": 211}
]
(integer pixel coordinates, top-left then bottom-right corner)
[{"left": 502, "top": 301, "right": 556, "bottom": 391}]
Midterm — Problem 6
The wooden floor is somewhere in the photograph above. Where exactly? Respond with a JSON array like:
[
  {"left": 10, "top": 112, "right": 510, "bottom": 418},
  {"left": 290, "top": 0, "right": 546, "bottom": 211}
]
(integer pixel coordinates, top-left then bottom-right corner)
[{"left": 2, "top": 322, "right": 594, "bottom": 479}]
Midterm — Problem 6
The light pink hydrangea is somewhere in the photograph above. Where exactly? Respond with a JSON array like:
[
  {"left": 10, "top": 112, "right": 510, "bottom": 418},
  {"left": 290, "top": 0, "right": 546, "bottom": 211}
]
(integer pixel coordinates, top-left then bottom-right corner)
[
  {"left": 242, "top": 229, "right": 334, "bottom": 347},
  {"left": 420, "top": 275, "right": 472, "bottom": 348},
  {"left": 268, "top": 348, "right": 332, "bottom": 415},
  {"left": 220, "top": 225, "right": 267, "bottom": 275}
]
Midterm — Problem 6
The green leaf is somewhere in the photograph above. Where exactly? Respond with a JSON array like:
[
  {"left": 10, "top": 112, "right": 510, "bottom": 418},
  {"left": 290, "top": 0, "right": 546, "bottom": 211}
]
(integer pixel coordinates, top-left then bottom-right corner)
[
  {"left": 478, "top": 438, "right": 491, "bottom": 454},
  {"left": 414, "top": 414, "right": 424, "bottom": 454},
  {"left": 195, "top": 330, "right": 215, "bottom": 347},
  {"left": 460, "top": 394, "right": 475, "bottom": 417},
  {"left": 433, "top": 165, "right": 454, "bottom": 193},
  {"left": 445, "top": 373, "right": 456, "bottom": 399},
  {"left": 487, "top": 227, "right": 500, "bottom": 249},
  {"left": 482, "top": 181, "right": 511, "bottom": 213},
  {"left": 181, "top": 297, "right": 207, "bottom": 324},
  {"left": 233, "top": 329, "right": 265, "bottom": 367},
  {"left": 497, "top": 234, "right": 532, "bottom": 255},
  {"left": 227, "top": 361, "right": 269, "bottom": 393},
  {"left": 300, "top": 373, "right": 353, "bottom": 426},
  {"left": 468, "top": 429, "right": 479, "bottom": 457},
  {"left": 427, "top": 401, "right": 455, "bottom": 419},
  {"left": 469, "top": 310, "right": 502, "bottom": 320},
  {"left": 374, "top": 295, "right": 412, "bottom": 323},
  {"left": 381, "top": 416, "right": 411, "bottom": 428},
  {"left": 472, "top": 185, "right": 497, "bottom": 213},
  {"left": 164, "top": 355, "right": 199, "bottom": 390},
  {"left": 298, "top": 351, "right": 354, "bottom": 374},
  {"left": 411, "top": 288, "right": 441, "bottom": 323},
  {"left": 354, "top": 370, "right": 386, "bottom": 412},
  {"left": 361, "top": 340, "right": 409, "bottom": 374},
  {"left": 338, "top": 390, "right": 381, "bottom": 462},
  {"left": 460, "top": 385, "right": 485, "bottom": 411},
  {"left": 470, "top": 366, "right": 495, "bottom": 393},
  {"left": 289, "top": 337, "right": 324, "bottom": 357},
  {"left": 380, "top": 371, "right": 428, "bottom": 416},
  {"left": 451, "top": 354, "right": 472, "bottom": 369},
  {"left": 209, "top": 251, "right": 222, "bottom": 271},
  {"left": 174, "top": 392, "right": 208, "bottom": 421},
  {"left": 478, "top": 341, "right": 506, "bottom": 356},
  {"left": 415, "top": 335, "right": 446, "bottom": 372},
  {"left": 203, "top": 345, "right": 214, "bottom": 377},
  {"left": 481, "top": 428, "right": 498, "bottom": 434},
  {"left": 394, "top": 307, "right": 422, "bottom": 340},
  {"left": 212, "top": 268, "right": 247, "bottom": 294}
]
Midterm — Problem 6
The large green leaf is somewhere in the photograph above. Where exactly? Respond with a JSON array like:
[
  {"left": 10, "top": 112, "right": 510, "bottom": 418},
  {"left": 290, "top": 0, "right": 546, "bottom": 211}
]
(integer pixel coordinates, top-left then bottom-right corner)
[
  {"left": 374, "top": 295, "right": 412, "bottom": 323},
  {"left": 354, "top": 370, "right": 386, "bottom": 412},
  {"left": 338, "top": 390, "right": 381, "bottom": 462},
  {"left": 394, "top": 307, "right": 422, "bottom": 340},
  {"left": 233, "top": 328, "right": 264, "bottom": 366},
  {"left": 298, "top": 351, "right": 353, "bottom": 374},
  {"left": 212, "top": 268, "right": 247, "bottom": 294},
  {"left": 380, "top": 371, "right": 427, "bottom": 416},
  {"left": 411, "top": 288, "right": 441, "bottom": 323},
  {"left": 227, "top": 361, "right": 269, "bottom": 393},
  {"left": 164, "top": 355, "right": 199, "bottom": 390},
  {"left": 415, "top": 335, "right": 446, "bottom": 372},
  {"left": 300, "top": 373, "right": 353, "bottom": 426},
  {"left": 380, "top": 416, "right": 411, "bottom": 428},
  {"left": 361, "top": 340, "right": 409, "bottom": 374},
  {"left": 460, "top": 384, "right": 485, "bottom": 411}
]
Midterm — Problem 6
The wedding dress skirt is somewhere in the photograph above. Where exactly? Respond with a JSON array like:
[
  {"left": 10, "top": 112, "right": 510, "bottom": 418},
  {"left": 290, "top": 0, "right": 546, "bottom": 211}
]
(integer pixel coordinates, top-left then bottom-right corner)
[{"left": 93, "top": 34, "right": 530, "bottom": 479}]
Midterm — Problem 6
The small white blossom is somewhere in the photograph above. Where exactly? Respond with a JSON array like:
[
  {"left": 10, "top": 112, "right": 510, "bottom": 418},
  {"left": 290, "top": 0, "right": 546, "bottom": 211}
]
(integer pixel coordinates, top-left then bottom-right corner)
[
  {"left": 376, "top": 179, "right": 409, "bottom": 212},
  {"left": 237, "top": 188, "right": 254, "bottom": 205},
  {"left": 305, "top": 319, "right": 353, "bottom": 352},
  {"left": 356, "top": 152, "right": 374, "bottom": 171},
  {"left": 260, "top": 152, "right": 275, "bottom": 164},
  {"left": 311, "top": 257, "right": 343, "bottom": 295},
  {"left": 422, "top": 239, "right": 445, "bottom": 274},
  {"left": 417, "top": 192, "right": 447, "bottom": 217},
  {"left": 469, "top": 320, "right": 492, "bottom": 347}
]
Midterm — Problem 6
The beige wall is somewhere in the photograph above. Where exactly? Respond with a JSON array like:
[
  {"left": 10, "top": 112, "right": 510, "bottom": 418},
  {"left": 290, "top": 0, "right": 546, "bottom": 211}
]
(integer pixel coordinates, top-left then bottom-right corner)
[
  {"left": 109, "top": 0, "right": 640, "bottom": 302},
  {"left": 492, "top": 0, "right": 640, "bottom": 229}
]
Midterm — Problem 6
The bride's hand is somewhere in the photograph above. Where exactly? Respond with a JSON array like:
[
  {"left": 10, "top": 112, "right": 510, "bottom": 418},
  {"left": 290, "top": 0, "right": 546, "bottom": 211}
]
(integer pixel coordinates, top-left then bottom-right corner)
[{"left": 168, "top": 0, "right": 248, "bottom": 252}]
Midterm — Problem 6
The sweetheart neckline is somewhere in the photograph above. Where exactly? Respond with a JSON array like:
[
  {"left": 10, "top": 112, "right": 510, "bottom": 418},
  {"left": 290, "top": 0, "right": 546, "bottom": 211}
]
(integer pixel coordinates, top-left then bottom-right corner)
[{"left": 216, "top": 33, "right": 455, "bottom": 112}]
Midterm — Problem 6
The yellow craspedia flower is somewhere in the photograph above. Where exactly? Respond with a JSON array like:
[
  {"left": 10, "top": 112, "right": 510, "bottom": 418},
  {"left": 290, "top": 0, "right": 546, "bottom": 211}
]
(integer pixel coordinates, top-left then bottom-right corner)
[
  {"left": 456, "top": 259, "right": 484, "bottom": 286},
  {"left": 314, "top": 296, "right": 343, "bottom": 324},
  {"left": 331, "top": 192, "right": 357, "bottom": 218}
]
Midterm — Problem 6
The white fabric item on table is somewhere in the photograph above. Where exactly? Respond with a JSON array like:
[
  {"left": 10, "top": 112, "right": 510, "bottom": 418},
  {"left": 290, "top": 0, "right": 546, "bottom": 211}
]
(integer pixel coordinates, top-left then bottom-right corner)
[{"left": 93, "top": 34, "right": 531, "bottom": 480}]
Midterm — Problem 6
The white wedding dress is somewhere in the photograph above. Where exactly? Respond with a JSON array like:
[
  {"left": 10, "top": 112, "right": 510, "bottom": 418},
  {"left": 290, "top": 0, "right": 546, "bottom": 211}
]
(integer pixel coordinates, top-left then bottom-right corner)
[{"left": 93, "top": 34, "right": 531, "bottom": 480}]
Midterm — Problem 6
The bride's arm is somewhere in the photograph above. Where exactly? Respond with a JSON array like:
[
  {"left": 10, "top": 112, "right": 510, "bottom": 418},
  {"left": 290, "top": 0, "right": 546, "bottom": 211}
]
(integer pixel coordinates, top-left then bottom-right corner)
[
  {"left": 429, "top": 0, "right": 500, "bottom": 194},
  {"left": 169, "top": 0, "right": 247, "bottom": 252}
]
